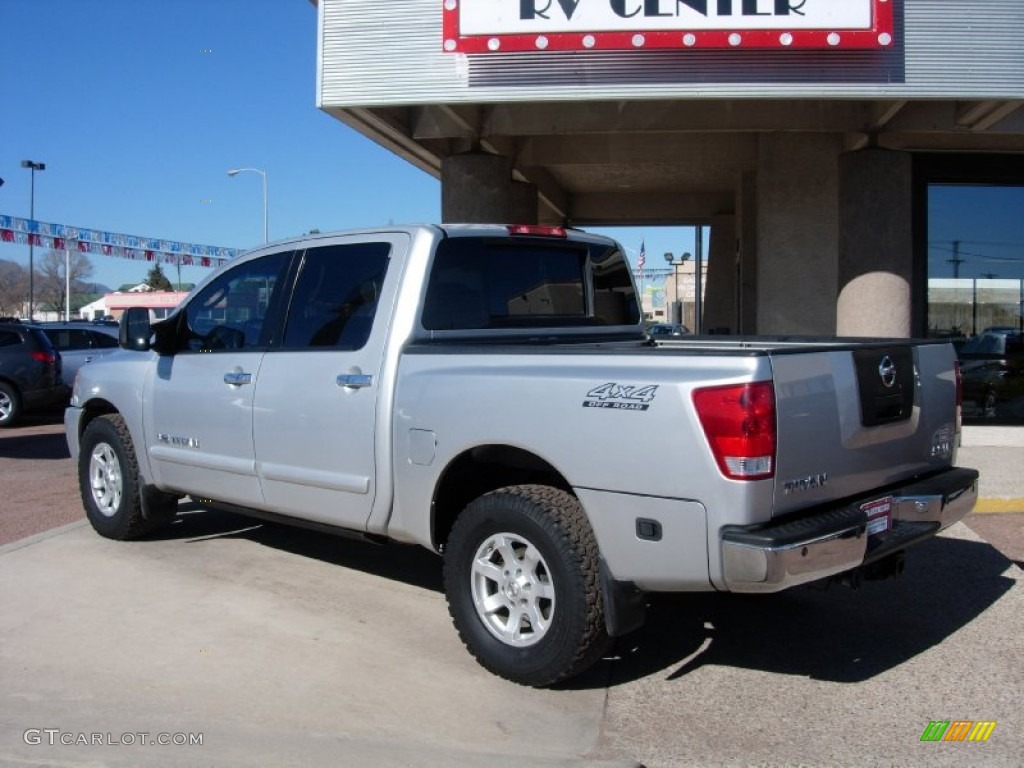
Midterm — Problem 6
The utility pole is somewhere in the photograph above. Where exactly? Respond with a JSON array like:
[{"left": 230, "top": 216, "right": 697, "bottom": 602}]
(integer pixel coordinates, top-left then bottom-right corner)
[{"left": 948, "top": 239, "right": 964, "bottom": 279}]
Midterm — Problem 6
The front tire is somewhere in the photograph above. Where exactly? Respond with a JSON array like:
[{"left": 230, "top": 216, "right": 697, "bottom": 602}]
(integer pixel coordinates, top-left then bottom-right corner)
[
  {"left": 79, "top": 414, "right": 164, "bottom": 539},
  {"left": 0, "top": 381, "right": 21, "bottom": 427},
  {"left": 443, "top": 485, "right": 608, "bottom": 687}
]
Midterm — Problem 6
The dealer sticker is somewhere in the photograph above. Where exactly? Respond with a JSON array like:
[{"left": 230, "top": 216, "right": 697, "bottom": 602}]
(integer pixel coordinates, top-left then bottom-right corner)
[{"left": 862, "top": 496, "right": 893, "bottom": 536}]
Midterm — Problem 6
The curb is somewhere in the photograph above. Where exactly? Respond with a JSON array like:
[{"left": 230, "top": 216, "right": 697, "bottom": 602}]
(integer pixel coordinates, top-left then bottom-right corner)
[
  {"left": 973, "top": 498, "right": 1024, "bottom": 514},
  {"left": 0, "top": 519, "right": 88, "bottom": 556}
]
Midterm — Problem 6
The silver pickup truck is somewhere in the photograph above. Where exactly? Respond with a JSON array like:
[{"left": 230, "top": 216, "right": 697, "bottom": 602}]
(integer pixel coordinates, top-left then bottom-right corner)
[{"left": 65, "top": 224, "right": 978, "bottom": 686}]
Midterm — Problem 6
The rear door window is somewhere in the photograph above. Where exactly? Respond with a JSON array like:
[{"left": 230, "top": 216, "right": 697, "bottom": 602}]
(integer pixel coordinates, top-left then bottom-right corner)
[
  {"left": 48, "top": 329, "right": 92, "bottom": 351},
  {"left": 91, "top": 331, "right": 118, "bottom": 349},
  {"left": 282, "top": 242, "right": 391, "bottom": 350}
]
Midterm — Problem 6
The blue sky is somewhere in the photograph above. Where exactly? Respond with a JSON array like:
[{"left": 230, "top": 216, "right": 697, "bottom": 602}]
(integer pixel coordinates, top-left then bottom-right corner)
[
  {"left": 0, "top": 0, "right": 698, "bottom": 292},
  {"left": 928, "top": 186, "right": 1024, "bottom": 281},
  {"left": 4, "top": 2, "right": 1018, "bottom": 295}
]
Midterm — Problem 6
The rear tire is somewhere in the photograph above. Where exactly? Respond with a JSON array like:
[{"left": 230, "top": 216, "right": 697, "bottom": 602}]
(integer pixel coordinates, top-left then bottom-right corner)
[
  {"left": 0, "top": 381, "right": 21, "bottom": 428},
  {"left": 443, "top": 484, "right": 609, "bottom": 687},
  {"left": 79, "top": 414, "right": 166, "bottom": 539}
]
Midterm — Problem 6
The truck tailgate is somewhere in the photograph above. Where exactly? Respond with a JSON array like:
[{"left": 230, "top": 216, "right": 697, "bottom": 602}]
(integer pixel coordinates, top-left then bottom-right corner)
[{"left": 770, "top": 342, "right": 959, "bottom": 518}]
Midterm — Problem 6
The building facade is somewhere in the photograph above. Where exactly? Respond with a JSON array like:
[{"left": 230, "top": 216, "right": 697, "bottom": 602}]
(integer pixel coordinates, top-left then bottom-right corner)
[
  {"left": 79, "top": 288, "right": 189, "bottom": 322},
  {"left": 314, "top": 0, "right": 1023, "bottom": 421},
  {"left": 313, "top": 0, "right": 1024, "bottom": 342}
]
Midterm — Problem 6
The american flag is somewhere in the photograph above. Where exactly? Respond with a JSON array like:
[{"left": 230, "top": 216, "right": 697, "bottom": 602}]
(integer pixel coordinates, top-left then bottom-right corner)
[{"left": 637, "top": 240, "right": 646, "bottom": 269}]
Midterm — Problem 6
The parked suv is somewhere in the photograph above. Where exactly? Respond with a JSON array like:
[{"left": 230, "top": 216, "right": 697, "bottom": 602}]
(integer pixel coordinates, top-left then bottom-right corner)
[
  {"left": 40, "top": 321, "right": 120, "bottom": 387},
  {"left": 958, "top": 328, "right": 1024, "bottom": 421},
  {"left": 0, "top": 320, "right": 66, "bottom": 427}
]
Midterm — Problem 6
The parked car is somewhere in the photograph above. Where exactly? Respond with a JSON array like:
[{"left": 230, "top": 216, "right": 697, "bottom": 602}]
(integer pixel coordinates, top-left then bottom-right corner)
[
  {"left": 647, "top": 322, "right": 690, "bottom": 338},
  {"left": 40, "top": 322, "right": 121, "bottom": 387},
  {"left": 0, "top": 320, "right": 66, "bottom": 427},
  {"left": 958, "top": 328, "right": 1024, "bottom": 421}
]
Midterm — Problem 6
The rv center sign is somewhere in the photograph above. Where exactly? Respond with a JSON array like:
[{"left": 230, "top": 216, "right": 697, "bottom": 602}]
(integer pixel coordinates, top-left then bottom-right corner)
[{"left": 443, "top": 0, "right": 894, "bottom": 53}]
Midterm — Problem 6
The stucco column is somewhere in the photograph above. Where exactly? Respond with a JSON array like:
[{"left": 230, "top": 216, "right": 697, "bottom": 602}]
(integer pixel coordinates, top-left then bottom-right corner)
[
  {"left": 756, "top": 134, "right": 841, "bottom": 335},
  {"left": 509, "top": 181, "right": 539, "bottom": 224},
  {"left": 702, "top": 214, "right": 738, "bottom": 333},
  {"left": 837, "top": 149, "right": 913, "bottom": 337},
  {"left": 737, "top": 171, "right": 758, "bottom": 334},
  {"left": 441, "top": 153, "right": 514, "bottom": 223}
]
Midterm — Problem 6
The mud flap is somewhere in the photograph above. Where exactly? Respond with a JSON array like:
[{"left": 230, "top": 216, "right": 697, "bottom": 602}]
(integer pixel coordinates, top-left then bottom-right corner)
[{"left": 600, "top": 556, "right": 647, "bottom": 637}]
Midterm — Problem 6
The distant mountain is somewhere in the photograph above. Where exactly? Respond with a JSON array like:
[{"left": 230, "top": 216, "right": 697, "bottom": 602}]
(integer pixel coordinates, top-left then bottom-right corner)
[{"left": 77, "top": 281, "right": 112, "bottom": 294}]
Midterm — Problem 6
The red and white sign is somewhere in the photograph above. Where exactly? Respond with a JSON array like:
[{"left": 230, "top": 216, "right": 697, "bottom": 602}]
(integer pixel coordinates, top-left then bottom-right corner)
[{"left": 442, "top": 0, "right": 894, "bottom": 53}]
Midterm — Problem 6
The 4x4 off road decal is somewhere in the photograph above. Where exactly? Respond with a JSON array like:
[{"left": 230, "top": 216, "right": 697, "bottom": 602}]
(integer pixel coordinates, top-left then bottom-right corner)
[{"left": 583, "top": 383, "right": 658, "bottom": 411}]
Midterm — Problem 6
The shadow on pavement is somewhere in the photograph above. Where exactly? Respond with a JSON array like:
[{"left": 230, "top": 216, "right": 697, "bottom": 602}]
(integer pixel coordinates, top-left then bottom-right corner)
[
  {"left": 570, "top": 536, "right": 1017, "bottom": 689},
  {"left": 147, "top": 504, "right": 444, "bottom": 593},
  {"left": 136, "top": 505, "right": 1016, "bottom": 690},
  {"left": 0, "top": 426, "right": 70, "bottom": 460}
]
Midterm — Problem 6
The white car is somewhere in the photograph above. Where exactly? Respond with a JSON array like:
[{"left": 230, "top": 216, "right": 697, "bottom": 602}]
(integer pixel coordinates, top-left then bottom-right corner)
[{"left": 40, "top": 322, "right": 120, "bottom": 387}]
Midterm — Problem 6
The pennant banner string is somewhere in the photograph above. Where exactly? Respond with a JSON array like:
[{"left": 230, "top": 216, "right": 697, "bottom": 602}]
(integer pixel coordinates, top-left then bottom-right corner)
[{"left": 0, "top": 214, "right": 240, "bottom": 268}]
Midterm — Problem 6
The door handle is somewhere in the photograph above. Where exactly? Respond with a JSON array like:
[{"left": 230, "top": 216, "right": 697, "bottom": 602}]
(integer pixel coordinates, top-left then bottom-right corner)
[
  {"left": 336, "top": 374, "right": 373, "bottom": 389},
  {"left": 224, "top": 371, "right": 252, "bottom": 386}
]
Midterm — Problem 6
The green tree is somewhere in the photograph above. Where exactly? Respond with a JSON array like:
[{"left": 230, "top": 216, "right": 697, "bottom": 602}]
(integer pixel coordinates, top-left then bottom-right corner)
[{"left": 145, "top": 263, "right": 173, "bottom": 291}]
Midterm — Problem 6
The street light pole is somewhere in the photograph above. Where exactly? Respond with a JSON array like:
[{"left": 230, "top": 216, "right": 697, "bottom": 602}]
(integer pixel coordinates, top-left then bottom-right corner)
[
  {"left": 65, "top": 248, "right": 70, "bottom": 321},
  {"left": 21, "top": 160, "right": 46, "bottom": 320},
  {"left": 694, "top": 225, "right": 704, "bottom": 335},
  {"left": 663, "top": 252, "right": 678, "bottom": 323},
  {"left": 227, "top": 167, "right": 268, "bottom": 243}
]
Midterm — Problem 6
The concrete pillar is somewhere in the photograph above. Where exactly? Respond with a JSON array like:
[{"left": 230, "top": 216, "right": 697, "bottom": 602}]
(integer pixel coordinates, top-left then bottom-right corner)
[
  {"left": 441, "top": 153, "right": 514, "bottom": 223},
  {"left": 702, "top": 214, "right": 738, "bottom": 334},
  {"left": 756, "top": 134, "right": 841, "bottom": 336},
  {"left": 737, "top": 171, "right": 758, "bottom": 334},
  {"left": 837, "top": 149, "right": 913, "bottom": 337},
  {"left": 509, "top": 181, "right": 539, "bottom": 224}
]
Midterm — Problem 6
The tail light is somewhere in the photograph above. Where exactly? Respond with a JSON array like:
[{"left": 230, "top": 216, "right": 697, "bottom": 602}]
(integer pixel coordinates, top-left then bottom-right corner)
[
  {"left": 30, "top": 350, "right": 56, "bottom": 365},
  {"left": 693, "top": 381, "right": 776, "bottom": 481},
  {"left": 506, "top": 225, "right": 567, "bottom": 238}
]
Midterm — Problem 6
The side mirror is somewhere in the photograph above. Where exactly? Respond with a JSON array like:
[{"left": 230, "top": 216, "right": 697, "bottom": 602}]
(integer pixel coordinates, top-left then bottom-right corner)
[{"left": 119, "top": 307, "right": 153, "bottom": 351}]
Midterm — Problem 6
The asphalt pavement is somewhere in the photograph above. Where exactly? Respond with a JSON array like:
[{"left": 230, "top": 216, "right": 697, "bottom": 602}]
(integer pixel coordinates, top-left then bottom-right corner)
[{"left": 0, "top": 419, "right": 1021, "bottom": 767}]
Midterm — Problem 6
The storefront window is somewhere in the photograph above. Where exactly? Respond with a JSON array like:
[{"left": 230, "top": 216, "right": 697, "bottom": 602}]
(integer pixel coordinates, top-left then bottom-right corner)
[{"left": 927, "top": 185, "right": 1024, "bottom": 424}]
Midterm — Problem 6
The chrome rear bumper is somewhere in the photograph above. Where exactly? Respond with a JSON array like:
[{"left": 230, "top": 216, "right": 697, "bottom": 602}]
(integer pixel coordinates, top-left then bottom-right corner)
[{"left": 721, "top": 467, "right": 979, "bottom": 593}]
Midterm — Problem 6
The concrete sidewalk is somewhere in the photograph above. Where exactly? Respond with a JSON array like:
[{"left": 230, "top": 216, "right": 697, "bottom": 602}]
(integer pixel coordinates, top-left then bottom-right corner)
[
  {"left": 960, "top": 425, "right": 1024, "bottom": 510},
  {"left": 0, "top": 515, "right": 639, "bottom": 768}
]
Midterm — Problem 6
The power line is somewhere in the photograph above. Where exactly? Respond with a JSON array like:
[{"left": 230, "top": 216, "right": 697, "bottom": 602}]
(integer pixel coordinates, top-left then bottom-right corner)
[
  {"left": 931, "top": 242, "right": 1024, "bottom": 262},
  {"left": 951, "top": 239, "right": 1024, "bottom": 247}
]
